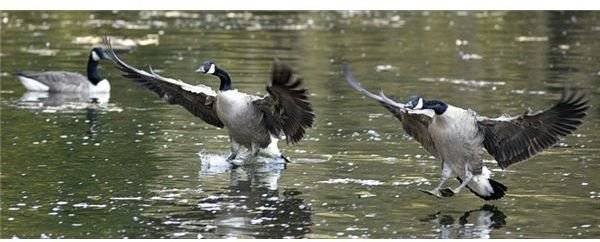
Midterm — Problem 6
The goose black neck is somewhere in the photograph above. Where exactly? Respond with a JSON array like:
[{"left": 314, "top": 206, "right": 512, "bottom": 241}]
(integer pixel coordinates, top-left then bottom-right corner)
[
  {"left": 87, "top": 56, "right": 103, "bottom": 85},
  {"left": 214, "top": 67, "right": 233, "bottom": 91},
  {"left": 424, "top": 100, "right": 448, "bottom": 115}
]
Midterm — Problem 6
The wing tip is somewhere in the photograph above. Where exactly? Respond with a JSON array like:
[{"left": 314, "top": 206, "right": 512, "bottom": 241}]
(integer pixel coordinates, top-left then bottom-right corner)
[
  {"left": 558, "top": 85, "right": 590, "bottom": 121},
  {"left": 270, "top": 58, "right": 296, "bottom": 86},
  {"left": 561, "top": 85, "right": 590, "bottom": 105},
  {"left": 101, "top": 35, "right": 114, "bottom": 58},
  {"left": 483, "top": 85, "right": 590, "bottom": 169},
  {"left": 343, "top": 62, "right": 358, "bottom": 87}
]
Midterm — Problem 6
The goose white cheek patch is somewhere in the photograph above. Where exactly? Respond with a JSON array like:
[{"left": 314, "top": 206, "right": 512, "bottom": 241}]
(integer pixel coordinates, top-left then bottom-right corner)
[
  {"left": 91, "top": 51, "right": 101, "bottom": 61},
  {"left": 415, "top": 98, "right": 424, "bottom": 109},
  {"left": 207, "top": 64, "right": 216, "bottom": 74}
]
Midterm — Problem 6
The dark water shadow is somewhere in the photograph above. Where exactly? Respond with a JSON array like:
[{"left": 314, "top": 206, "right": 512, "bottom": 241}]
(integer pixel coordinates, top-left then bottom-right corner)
[{"left": 420, "top": 204, "right": 507, "bottom": 239}]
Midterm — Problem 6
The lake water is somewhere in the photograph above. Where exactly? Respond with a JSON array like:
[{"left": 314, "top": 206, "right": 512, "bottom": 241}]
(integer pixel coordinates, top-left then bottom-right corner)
[{"left": 1, "top": 11, "right": 599, "bottom": 239}]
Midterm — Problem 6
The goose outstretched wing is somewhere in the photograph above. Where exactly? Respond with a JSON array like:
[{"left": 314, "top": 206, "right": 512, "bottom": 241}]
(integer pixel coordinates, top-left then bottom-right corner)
[
  {"left": 477, "top": 87, "right": 589, "bottom": 169},
  {"left": 103, "top": 37, "right": 224, "bottom": 128},
  {"left": 343, "top": 63, "right": 438, "bottom": 157},
  {"left": 253, "top": 59, "right": 315, "bottom": 144}
]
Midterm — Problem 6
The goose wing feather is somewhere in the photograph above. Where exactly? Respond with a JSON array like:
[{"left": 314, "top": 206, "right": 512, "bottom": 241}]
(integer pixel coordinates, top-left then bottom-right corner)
[
  {"left": 343, "top": 63, "right": 438, "bottom": 157},
  {"left": 477, "top": 87, "right": 589, "bottom": 169},
  {"left": 103, "top": 36, "right": 223, "bottom": 128},
  {"left": 253, "top": 59, "right": 315, "bottom": 144}
]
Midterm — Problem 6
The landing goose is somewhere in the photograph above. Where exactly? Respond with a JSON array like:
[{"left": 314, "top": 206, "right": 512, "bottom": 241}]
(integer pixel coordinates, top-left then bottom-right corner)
[
  {"left": 16, "top": 47, "right": 111, "bottom": 93},
  {"left": 103, "top": 37, "right": 315, "bottom": 162},
  {"left": 344, "top": 63, "right": 589, "bottom": 200}
]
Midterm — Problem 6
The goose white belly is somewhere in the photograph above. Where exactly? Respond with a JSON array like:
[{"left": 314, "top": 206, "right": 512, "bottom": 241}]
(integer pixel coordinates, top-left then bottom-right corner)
[{"left": 429, "top": 105, "right": 484, "bottom": 176}]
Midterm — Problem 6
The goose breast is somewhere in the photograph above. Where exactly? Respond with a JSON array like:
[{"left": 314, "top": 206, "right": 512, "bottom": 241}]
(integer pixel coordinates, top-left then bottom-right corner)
[
  {"left": 216, "top": 90, "right": 269, "bottom": 147},
  {"left": 429, "top": 105, "right": 484, "bottom": 175}
]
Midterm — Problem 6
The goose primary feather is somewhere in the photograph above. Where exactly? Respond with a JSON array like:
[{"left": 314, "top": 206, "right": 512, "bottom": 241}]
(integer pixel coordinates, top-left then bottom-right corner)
[
  {"left": 344, "top": 63, "right": 589, "bottom": 200},
  {"left": 16, "top": 47, "right": 111, "bottom": 94},
  {"left": 103, "top": 37, "right": 315, "bottom": 162}
]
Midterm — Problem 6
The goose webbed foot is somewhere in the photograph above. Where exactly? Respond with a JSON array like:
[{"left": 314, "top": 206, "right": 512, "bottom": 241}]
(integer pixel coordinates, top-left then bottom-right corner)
[
  {"left": 420, "top": 161, "right": 454, "bottom": 198},
  {"left": 439, "top": 187, "right": 456, "bottom": 197},
  {"left": 420, "top": 188, "right": 456, "bottom": 198},
  {"left": 419, "top": 188, "right": 443, "bottom": 198}
]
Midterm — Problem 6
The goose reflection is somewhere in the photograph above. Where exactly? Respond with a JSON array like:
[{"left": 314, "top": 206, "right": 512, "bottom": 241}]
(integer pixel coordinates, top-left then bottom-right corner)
[
  {"left": 199, "top": 154, "right": 312, "bottom": 238},
  {"left": 199, "top": 153, "right": 286, "bottom": 190},
  {"left": 135, "top": 153, "right": 313, "bottom": 238},
  {"left": 15, "top": 91, "right": 115, "bottom": 141},
  {"left": 421, "top": 204, "right": 506, "bottom": 239},
  {"left": 16, "top": 90, "right": 110, "bottom": 111}
]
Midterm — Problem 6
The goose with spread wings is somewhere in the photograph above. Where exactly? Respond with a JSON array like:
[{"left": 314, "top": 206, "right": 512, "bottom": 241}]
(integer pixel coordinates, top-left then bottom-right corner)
[
  {"left": 103, "top": 38, "right": 314, "bottom": 162},
  {"left": 344, "top": 63, "right": 589, "bottom": 200}
]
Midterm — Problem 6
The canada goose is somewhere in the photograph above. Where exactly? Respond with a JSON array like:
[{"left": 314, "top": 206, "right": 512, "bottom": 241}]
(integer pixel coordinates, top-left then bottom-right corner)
[
  {"left": 344, "top": 63, "right": 589, "bottom": 200},
  {"left": 16, "top": 47, "right": 111, "bottom": 93},
  {"left": 103, "top": 37, "right": 315, "bottom": 162}
]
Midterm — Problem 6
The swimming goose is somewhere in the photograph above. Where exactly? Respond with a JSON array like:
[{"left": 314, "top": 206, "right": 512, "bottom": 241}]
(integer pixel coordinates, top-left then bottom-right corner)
[
  {"left": 344, "top": 63, "right": 589, "bottom": 200},
  {"left": 103, "top": 37, "right": 315, "bottom": 162},
  {"left": 16, "top": 47, "right": 111, "bottom": 93}
]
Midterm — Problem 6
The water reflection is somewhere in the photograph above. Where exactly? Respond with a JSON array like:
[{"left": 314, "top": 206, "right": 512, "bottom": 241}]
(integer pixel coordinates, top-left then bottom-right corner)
[
  {"left": 16, "top": 91, "right": 111, "bottom": 111},
  {"left": 199, "top": 153, "right": 286, "bottom": 190},
  {"left": 86, "top": 105, "right": 100, "bottom": 136},
  {"left": 206, "top": 155, "right": 311, "bottom": 238},
  {"left": 14, "top": 91, "right": 118, "bottom": 142},
  {"left": 147, "top": 154, "right": 311, "bottom": 238},
  {"left": 228, "top": 160, "right": 285, "bottom": 191},
  {"left": 421, "top": 204, "right": 506, "bottom": 239}
]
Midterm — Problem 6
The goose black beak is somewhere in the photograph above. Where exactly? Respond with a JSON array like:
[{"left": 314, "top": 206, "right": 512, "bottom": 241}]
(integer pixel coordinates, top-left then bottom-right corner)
[{"left": 195, "top": 66, "right": 205, "bottom": 73}]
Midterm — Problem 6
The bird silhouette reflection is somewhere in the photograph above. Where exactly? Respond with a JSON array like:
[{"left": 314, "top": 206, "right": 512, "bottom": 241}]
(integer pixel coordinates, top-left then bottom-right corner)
[
  {"left": 148, "top": 154, "right": 313, "bottom": 238},
  {"left": 420, "top": 204, "right": 506, "bottom": 239},
  {"left": 16, "top": 91, "right": 110, "bottom": 111}
]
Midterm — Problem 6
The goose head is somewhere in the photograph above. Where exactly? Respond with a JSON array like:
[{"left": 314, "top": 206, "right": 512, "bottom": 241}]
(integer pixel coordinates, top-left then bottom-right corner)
[
  {"left": 195, "top": 60, "right": 233, "bottom": 91},
  {"left": 87, "top": 47, "right": 112, "bottom": 86},
  {"left": 90, "top": 47, "right": 111, "bottom": 62},
  {"left": 195, "top": 60, "right": 218, "bottom": 74},
  {"left": 405, "top": 96, "right": 448, "bottom": 116},
  {"left": 406, "top": 96, "right": 424, "bottom": 110}
]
